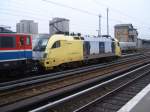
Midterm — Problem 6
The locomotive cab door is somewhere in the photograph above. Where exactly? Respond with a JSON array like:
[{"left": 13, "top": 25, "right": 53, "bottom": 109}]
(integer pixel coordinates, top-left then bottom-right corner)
[
  {"left": 48, "top": 40, "right": 62, "bottom": 67},
  {"left": 111, "top": 41, "right": 115, "bottom": 53},
  {"left": 24, "top": 35, "right": 32, "bottom": 59},
  {"left": 83, "top": 41, "right": 90, "bottom": 59},
  {"left": 18, "top": 35, "right": 32, "bottom": 60},
  {"left": 18, "top": 36, "right": 25, "bottom": 60}
]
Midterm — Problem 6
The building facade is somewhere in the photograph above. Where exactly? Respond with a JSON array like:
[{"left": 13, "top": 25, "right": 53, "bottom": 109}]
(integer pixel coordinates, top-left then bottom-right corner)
[
  {"left": 114, "top": 24, "right": 138, "bottom": 42},
  {"left": 49, "top": 18, "right": 69, "bottom": 35},
  {"left": 16, "top": 20, "right": 38, "bottom": 34}
]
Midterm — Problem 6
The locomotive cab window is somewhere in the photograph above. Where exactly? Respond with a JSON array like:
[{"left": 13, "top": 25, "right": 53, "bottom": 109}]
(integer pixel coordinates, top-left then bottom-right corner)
[
  {"left": 33, "top": 38, "right": 49, "bottom": 51},
  {"left": 20, "top": 36, "right": 24, "bottom": 46},
  {"left": 0, "top": 36, "right": 16, "bottom": 48},
  {"left": 74, "top": 37, "right": 80, "bottom": 40},
  {"left": 26, "top": 36, "right": 31, "bottom": 45},
  {"left": 117, "top": 42, "right": 120, "bottom": 46},
  {"left": 80, "top": 37, "right": 84, "bottom": 40},
  {"left": 52, "top": 41, "right": 60, "bottom": 48}
]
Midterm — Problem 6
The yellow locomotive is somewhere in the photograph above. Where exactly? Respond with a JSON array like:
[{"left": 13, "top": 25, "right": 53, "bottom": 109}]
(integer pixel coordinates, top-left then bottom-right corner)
[{"left": 33, "top": 34, "right": 121, "bottom": 70}]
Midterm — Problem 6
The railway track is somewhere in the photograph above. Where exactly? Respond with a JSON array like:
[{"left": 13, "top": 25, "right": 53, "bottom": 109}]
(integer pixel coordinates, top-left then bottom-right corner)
[
  {"left": 0, "top": 52, "right": 142, "bottom": 83},
  {"left": 0, "top": 53, "right": 150, "bottom": 112},
  {"left": 0, "top": 53, "right": 145, "bottom": 90},
  {"left": 30, "top": 61, "right": 150, "bottom": 112},
  {"left": 74, "top": 65, "right": 150, "bottom": 112}
]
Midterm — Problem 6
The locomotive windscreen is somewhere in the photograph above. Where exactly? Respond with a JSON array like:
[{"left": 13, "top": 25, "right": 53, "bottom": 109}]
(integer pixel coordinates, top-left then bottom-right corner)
[{"left": 33, "top": 34, "right": 49, "bottom": 51}]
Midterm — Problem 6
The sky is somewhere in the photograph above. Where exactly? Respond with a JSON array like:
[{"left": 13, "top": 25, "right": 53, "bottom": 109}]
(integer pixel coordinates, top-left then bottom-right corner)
[{"left": 0, "top": 0, "right": 150, "bottom": 39}]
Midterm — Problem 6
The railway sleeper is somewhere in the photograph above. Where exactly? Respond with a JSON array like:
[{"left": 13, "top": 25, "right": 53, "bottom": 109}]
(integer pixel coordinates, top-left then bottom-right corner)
[
  {"left": 90, "top": 105, "right": 116, "bottom": 112},
  {"left": 122, "top": 88, "right": 141, "bottom": 93},
  {"left": 120, "top": 91, "right": 137, "bottom": 96},
  {"left": 116, "top": 93, "right": 134, "bottom": 98},
  {"left": 103, "top": 99, "right": 125, "bottom": 106},
  {"left": 99, "top": 102, "right": 121, "bottom": 110},
  {"left": 111, "top": 96, "right": 129, "bottom": 102},
  {"left": 127, "top": 86, "right": 144, "bottom": 91},
  {"left": 132, "top": 83, "right": 149, "bottom": 87}
]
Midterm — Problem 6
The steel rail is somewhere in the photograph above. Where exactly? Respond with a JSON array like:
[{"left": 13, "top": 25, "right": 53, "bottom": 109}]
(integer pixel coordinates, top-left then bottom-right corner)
[
  {"left": 74, "top": 65, "right": 150, "bottom": 112},
  {"left": 0, "top": 55, "right": 149, "bottom": 112},
  {"left": 29, "top": 63, "right": 150, "bottom": 112},
  {"left": 0, "top": 54, "right": 145, "bottom": 91},
  {"left": 0, "top": 52, "right": 142, "bottom": 87}
]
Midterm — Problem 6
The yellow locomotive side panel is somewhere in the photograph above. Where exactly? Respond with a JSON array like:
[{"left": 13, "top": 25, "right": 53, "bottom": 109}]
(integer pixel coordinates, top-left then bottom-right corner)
[{"left": 41, "top": 35, "right": 84, "bottom": 69}]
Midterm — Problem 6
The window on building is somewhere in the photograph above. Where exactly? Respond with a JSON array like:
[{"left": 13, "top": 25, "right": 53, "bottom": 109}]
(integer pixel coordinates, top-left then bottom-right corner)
[
  {"left": 0, "top": 36, "right": 16, "bottom": 48},
  {"left": 52, "top": 41, "right": 60, "bottom": 48},
  {"left": 120, "top": 37, "right": 126, "bottom": 42},
  {"left": 129, "top": 36, "right": 134, "bottom": 42}
]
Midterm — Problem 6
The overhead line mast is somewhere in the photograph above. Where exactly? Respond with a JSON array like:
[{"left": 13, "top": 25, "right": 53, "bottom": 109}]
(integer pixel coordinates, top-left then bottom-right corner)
[
  {"left": 98, "top": 14, "right": 102, "bottom": 37},
  {"left": 107, "top": 8, "right": 109, "bottom": 36}
]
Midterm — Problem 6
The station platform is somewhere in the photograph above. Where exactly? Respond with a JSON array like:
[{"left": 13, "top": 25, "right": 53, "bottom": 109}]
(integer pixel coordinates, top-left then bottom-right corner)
[{"left": 118, "top": 83, "right": 150, "bottom": 112}]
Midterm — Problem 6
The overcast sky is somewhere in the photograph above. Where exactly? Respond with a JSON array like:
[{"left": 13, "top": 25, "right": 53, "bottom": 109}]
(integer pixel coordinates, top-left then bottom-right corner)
[{"left": 0, "top": 0, "right": 150, "bottom": 39}]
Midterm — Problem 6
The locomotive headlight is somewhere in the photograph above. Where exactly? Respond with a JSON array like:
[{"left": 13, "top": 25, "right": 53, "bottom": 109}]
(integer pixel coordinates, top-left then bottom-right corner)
[{"left": 43, "top": 53, "right": 48, "bottom": 58}]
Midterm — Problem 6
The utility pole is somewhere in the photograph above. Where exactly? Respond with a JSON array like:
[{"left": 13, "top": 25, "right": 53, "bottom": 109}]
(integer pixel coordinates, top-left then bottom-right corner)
[
  {"left": 107, "top": 8, "right": 109, "bottom": 36},
  {"left": 98, "top": 14, "right": 101, "bottom": 37}
]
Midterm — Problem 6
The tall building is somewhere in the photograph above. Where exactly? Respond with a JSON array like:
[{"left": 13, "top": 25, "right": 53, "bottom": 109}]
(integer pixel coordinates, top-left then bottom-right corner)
[
  {"left": 49, "top": 18, "right": 69, "bottom": 35},
  {"left": 114, "top": 24, "right": 138, "bottom": 42},
  {"left": 16, "top": 20, "right": 38, "bottom": 34}
]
